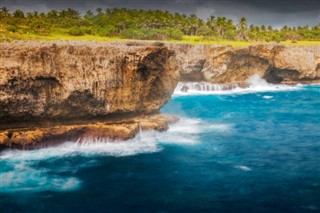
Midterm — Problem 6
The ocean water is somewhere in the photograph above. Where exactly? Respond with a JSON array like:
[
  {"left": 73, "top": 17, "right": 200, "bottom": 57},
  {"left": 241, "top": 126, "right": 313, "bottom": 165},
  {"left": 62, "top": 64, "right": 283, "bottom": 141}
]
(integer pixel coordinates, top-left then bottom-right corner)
[{"left": 1, "top": 82, "right": 320, "bottom": 213}]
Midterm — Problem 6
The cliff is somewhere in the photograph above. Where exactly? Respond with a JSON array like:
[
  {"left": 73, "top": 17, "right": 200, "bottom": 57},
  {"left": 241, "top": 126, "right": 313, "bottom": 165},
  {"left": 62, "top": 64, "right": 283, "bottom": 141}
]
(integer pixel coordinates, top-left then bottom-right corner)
[
  {"left": 0, "top": 41, "right": 179, "bottom": 149},
  {"left": 1, "top": 41, "right": 319, "bottom": 150},
  {"left": 169, "top": 44, "right": 320, "bottom": 85},
  {"left": 0, "top": 41, "right": 179, "bottom": 125}
]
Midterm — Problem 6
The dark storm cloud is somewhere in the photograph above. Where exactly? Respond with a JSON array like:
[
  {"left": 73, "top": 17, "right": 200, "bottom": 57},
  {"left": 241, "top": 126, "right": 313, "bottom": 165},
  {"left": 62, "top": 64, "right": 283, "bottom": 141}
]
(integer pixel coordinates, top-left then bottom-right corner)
[{"left": 1, "top": 0, "right": 319, "bottom": 26}]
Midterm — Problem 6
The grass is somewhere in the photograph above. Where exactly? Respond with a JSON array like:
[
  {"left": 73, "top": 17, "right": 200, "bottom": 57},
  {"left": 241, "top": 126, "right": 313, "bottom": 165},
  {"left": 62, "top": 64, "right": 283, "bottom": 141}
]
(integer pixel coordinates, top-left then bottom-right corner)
[
  {"left": 1, "top": 31, "right": 126, "bottom": 42},
  {"left": 1, "top": 31, "right": 319, "bottom": 47},
  {"left": 279, "top": 40, "right": 320, "bottom": 46},
  {"left": 171, "top": 36, "right": 259, "bottom": 47},
  {"left": 175, "top": 36, "right": 320, "bottom": 47}
]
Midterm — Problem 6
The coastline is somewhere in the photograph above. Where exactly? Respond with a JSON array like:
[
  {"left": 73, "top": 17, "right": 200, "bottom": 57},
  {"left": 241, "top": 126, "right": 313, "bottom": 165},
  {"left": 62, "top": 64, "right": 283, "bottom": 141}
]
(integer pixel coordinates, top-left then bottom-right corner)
[
  {"left": 0, "top": 40, "right": 319, "bottom": 150},
  {"left": 0, "top": 113, "right": 178, "bottom": 151}
]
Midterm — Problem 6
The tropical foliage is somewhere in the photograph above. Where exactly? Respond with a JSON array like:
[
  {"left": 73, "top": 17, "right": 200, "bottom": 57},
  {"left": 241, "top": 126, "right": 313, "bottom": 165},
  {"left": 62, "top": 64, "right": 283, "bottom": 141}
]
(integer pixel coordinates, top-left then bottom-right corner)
[{"left": 0, "top": 7, "right": 319, "bottom": 42}]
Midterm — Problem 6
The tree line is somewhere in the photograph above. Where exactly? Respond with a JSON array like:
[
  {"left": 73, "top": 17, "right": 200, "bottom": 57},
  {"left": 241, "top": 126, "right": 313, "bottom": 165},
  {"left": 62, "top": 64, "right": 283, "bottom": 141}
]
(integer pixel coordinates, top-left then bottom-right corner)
[{"left": 0, "top": 7, "right": 319, "bottom": 42}]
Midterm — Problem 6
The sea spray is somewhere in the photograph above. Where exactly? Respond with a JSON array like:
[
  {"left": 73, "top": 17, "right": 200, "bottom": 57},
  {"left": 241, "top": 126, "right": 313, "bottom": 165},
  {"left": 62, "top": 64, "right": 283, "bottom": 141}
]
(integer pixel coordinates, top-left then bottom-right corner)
[
  {"left": 0, "top": 117, "right": 229, "bottom": 193},
  {"left": 174, "top": 74, "right": 301, "bottom": 96},
  {"left": 246, "top": 73, "right": 269, "bottom": 87}
]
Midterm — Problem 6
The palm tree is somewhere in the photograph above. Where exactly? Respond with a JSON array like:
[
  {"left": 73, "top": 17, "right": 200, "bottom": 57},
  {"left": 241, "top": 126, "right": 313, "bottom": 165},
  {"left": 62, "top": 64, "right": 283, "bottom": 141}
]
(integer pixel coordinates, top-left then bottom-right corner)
[
  {"left": 236, "top": 17, "right": 248, "bottom": 40},
  {"left": 26, "top": 12, "right": 34, "bottom": 19},
  {"left": 207, "top": 15, "right": 216, "bottom": 31},
  {"left": 66, "top": 8, "right": 80, "bottom": 19},
  {"left": 33, "top": 11, "right": 39, "bottom": 18},
  {"left": 84, "top": 10, "right": 93, "bottom": 20},
  {"left": 47, "top": 10, "right": 58, "bottom": 19},
  {"left": 0, "top": 7, "right": 10, "bottom": 17},
  {"left": 217, "top": 17, "right": 227, "bottom": 38},
  {"left": 96, "top": 7, "right": 103, "bottom": 15},
  {"left": 188, "top": 14, "right": 199, "bottom": 35},
  {"left": 281, "top": 25, "right": 288, "bottom": 32},
  {"left": 13, "top": 9, "right": 25, "bottom": 18},
  {"left": 226, "top": 19, "right": 235, "bottom": 38}
]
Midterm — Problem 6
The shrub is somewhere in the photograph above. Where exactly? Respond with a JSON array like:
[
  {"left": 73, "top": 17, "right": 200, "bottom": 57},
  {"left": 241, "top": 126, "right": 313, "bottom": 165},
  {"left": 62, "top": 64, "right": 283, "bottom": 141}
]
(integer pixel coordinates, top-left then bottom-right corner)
[
  {"left": 98, "top": 25, "right": 116, "bottom": 37},
  {"left": 82, "top": 27, "right": 94, "bottom": 35},
  {"left": 7, "top": 25, "right": 18, "bottom": 32},
  {"left": 283, "top": 32, "right": 302, "bottom": 41},
  {"left": 272, "top": 35, "right": 283, "bottom": 43},
  {"left": 68, "top": 27, "right": 85, "bottom": 36},
  {"left": 154, "top": 27, "right": 183, "bottom": 40},
  {"left": 30, "top": 20, "right": 51, "bottom": 35},
  {"left": 120, "top": 28, "right": 144, "bottom": 39},
  {"left": 120, "top": 27, "right": 183, "bottom": 40}
]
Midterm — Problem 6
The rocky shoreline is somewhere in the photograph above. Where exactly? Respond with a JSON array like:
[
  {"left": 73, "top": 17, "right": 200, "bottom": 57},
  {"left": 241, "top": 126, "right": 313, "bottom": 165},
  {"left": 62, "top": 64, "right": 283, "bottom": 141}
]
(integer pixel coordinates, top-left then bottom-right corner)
[
  {"left": 0, "top": 41, "right": 180, "bottom": 150},
  {"left": 0, "top": 40, "right": 319, "bottom": 150},
  {"left": 169, "top": 43, "right": 320, "bottom": 85},
  {"left": 0, "top": 113, "right": 178, "bottom": 151}
]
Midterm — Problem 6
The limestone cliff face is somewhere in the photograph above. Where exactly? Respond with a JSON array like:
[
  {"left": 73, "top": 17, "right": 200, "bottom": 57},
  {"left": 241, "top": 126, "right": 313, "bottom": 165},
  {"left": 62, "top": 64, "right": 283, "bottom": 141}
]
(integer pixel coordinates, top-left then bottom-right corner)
[
  {"left": 1, "top": 41, "right": 319, "bottom": 150},
  {"left": 0, "top": 41, "right": 179, "bottom": 128},
  {"left": 2, "top": 42, "right": 317, "bottom": 128},
  {"left": 169, "top": 44, "right": 320, "bottom": 84}
]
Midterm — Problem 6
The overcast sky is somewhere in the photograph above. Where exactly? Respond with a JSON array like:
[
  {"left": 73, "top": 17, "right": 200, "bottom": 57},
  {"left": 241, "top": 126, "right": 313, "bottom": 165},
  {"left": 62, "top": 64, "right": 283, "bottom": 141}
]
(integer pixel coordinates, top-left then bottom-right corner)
[{"left": 1, "top": 0, "right": 319, "bottom": 27}]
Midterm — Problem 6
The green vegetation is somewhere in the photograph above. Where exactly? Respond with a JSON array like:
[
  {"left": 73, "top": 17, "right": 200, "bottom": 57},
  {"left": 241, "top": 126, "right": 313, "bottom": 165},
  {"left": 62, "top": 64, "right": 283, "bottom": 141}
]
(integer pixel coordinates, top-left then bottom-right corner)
[{"left": 0, "top": 7, "right": 319, "bottom": 45}]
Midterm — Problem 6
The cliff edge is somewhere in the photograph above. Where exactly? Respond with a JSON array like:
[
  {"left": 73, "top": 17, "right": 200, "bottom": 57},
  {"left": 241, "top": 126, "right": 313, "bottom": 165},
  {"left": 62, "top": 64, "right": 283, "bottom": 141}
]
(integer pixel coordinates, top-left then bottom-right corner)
[
  {"left": 0, "top": 41, "right": 179, "bottom": 149},
  {"left": 1, "top": 41, "right": 319, "bottom": 150},
  {"left": 170, "top": 44, "right": 320, "bottom": 85}
]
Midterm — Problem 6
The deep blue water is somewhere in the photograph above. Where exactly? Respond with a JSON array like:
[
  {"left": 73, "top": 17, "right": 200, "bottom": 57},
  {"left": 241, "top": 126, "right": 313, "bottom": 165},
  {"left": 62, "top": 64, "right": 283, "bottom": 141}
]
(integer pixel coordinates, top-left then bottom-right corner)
[{"left": 1, "top": 84, "right": 320, "bottom": 213}]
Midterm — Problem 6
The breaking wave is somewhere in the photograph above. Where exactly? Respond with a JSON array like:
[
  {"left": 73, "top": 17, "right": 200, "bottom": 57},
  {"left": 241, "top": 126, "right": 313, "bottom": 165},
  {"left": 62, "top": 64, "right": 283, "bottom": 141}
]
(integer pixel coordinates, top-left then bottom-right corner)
[
  {"left": 174, "top": 74, "right": 301, "bottom": 96},
  {"left": 0, "top": 117, "right": 231, "bottom": 193}
]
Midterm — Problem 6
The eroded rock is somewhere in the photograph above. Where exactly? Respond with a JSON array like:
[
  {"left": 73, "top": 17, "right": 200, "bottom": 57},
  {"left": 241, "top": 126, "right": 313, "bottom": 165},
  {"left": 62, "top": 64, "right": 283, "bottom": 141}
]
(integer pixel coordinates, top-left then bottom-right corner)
[
  {"left": 1, "top": 41, "right": 319, "bottom": 150},
  {"left": 0, "top": 41, "right": 180, "bottom": 150},
  {"left": 0, "top": 114, "right": 179, "bottom": 150},
  {"left": 0, "top": 41, "right": 179, "bottom": 126},
  {"left": 170, "top": 44, "right": 320, "bottom": 84}
]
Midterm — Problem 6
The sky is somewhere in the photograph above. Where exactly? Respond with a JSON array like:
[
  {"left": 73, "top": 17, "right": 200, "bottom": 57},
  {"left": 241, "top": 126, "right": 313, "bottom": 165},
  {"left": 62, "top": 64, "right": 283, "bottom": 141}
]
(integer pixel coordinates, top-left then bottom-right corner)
[{"left": 1, "top": 0, "right": 319, "bottom": 27}]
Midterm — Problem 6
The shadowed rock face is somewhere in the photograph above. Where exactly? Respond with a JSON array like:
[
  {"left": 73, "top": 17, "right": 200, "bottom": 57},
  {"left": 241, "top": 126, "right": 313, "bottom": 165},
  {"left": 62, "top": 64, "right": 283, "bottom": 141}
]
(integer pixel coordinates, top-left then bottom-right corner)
[
  {"left": 170, "top": 44, "right": 320, "bottom": 85},
  {"left": 0, "top": 41, "right": 179, "bottom": 128}
]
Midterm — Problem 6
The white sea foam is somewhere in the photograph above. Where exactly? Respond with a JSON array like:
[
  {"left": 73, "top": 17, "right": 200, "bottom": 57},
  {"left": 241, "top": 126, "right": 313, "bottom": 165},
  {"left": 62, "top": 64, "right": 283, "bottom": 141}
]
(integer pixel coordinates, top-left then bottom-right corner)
[
  {"left": 0, "top": 117, "right": 230, "bottom": 193},
  {"left": 158, "top": 118, "right": 232, "bottom": 145},
  {"left": 246, "top": 74, "right": 269, "bottom": 86},
  {"left": 263, "top": 95, "right": 273, "bottom": 99},
  {"left": 158, "top": 118, "right": 202, "bottom": 145},
  {"left": 0, "top": 161, "right": 81, "bottom": 193},
  {"left": 174, "top": 74, "right": 301, "bottom": 96},
  {"left": 0, "top": 118, "right": 231, "bottom": 161},
  {"left": 0, "top": 133, "right": 161, "bottom": 193},
  {"left": 234, "top": 165, "right": 252, "bottom": 171},
  {"left": 0, "top": 118, "right": 206, "bottom": 162},
  {"left": 1, "top": 137, "right": 160, "bottom": 162}
]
